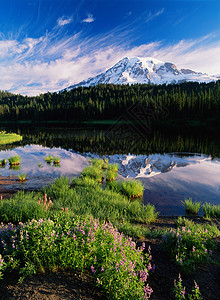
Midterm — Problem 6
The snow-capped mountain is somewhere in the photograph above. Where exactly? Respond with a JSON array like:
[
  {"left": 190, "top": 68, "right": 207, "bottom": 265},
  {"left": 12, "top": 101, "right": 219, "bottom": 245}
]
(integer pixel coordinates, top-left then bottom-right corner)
[{"left": 65, "top": 57, "right": 218, "bottom": 91}]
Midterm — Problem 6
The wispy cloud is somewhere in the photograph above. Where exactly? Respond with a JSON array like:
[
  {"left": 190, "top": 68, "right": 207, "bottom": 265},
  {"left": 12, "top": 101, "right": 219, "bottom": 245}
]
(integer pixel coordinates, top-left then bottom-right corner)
[
  {"left": 0, "top": 25, "right": 220, "bottom": 96},
  {"left": 146, "top": 8, "right": 165, "bottom": 22},
  {"left": 57, "top": 16, "right": 72, "bottom": 26},
  {"left": 82, "top": 13, "right": 95, "bottom": 23}
]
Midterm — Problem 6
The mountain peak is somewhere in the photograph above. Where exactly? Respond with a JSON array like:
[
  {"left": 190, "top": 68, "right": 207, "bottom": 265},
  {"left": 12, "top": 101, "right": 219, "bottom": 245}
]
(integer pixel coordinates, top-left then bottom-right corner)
[{"left": 65, "top": 56, "right": 218, "bottom": 91}]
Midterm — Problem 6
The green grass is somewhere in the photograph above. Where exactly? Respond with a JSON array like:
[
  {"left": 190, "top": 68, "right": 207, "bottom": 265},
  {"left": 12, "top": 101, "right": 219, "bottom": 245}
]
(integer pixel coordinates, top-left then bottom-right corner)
[
  {"left": 0, "top": 191, "right": 48, "bottom": 223},
  {"left": 106, "top": 170, "right": 118, "bottom": 182},
  {"left": 107, "top": 179, "right": 144, "bottom": 199},
  {"left": 45, "top": 155, "right": 53, "bottom": 163},
  {"left": 8, "top": 156, "right": 20, "bottom": 166},
  {"left": 81, "top": 165, "right": 104, "bottom": 183},
  {"left": 0, "top": 131, "right": 22, "bottom": 145},
  {"left": 0, "top": 159, "right": 7, "bottom": 166},
  {"left": 202, "top": 202, "right": 220, "bottom": 219},
  {"left": 182, "top": 198, "right": 201, "bottom": 215},
  {"left": 53, "top": 157, "right": 60, "bottom": 164},
  {"left": 107, "top": 163, "right": 119, "bottom": 172},
  {"left": 18, "top": 174, "right": 27, "bottom": 181}
]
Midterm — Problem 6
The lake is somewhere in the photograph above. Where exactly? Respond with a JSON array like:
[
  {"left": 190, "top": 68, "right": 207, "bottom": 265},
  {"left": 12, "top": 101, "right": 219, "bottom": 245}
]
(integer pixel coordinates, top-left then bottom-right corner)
[{"left": 0, "top": 123, "right": 220, "bottom": 215}]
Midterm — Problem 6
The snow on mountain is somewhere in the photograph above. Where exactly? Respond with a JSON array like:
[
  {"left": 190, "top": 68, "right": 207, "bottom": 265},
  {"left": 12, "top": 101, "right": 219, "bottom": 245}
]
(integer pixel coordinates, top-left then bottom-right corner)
[{"left": 65, "top": 57, "right": 218, "bottom": 91}]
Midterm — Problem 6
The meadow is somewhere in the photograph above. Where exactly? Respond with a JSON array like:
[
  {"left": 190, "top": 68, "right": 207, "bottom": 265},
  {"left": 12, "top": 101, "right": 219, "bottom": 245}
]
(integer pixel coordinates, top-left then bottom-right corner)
[{"left": 0, "top": 159, "right": 219, "bottom": 299}]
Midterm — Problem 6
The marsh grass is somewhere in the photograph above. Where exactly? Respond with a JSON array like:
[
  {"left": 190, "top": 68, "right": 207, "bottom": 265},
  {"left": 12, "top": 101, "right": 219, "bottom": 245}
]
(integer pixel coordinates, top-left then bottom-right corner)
[
  {"left": 0, "top": 191, "right": 48, "bottom": 223},
  {"left": 8, "top": 156, "right": 20, "bottom": 166},
  {"left": 121, "top": 180, "right": 144, "bottom": 199},
  {"left": 81, "top": 165, "right": 104, "bottom": 183},
  {"left": 0, "top": 132, "right": 22, "bottom": 145},
  {"left": 91, "top": 158, "right": 104, "bottom": 169},
  {"left": 182, "top": 198, "right": 201, "bottom": 215},
  {"left": 107, "top": 179, "right": 144, "bottom": 199},
  {"left": 18, "top": 174, "right": 27, "bottom": 181},
  {"left": 53, "top": 157, "right": 60, "bottom": 164},
  {"left": 45, "top": 155, "right": 53, "bottom": 163},
  {"left": 0, "top": 159, "right": 7, "bottom": 166},
  {"left": 107, "top": 163, "right": 118, "bottom": 172},
  {"left": 106, "top": 170, "right": 118, "bottom": 182},
  {"left": 202, "top": 203, "right": 220, "bottom": 219}
]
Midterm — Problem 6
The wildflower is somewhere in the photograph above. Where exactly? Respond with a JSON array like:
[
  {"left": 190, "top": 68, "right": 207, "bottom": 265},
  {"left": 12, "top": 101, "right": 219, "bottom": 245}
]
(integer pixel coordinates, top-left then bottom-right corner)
[
  {"left": 101, "top": 266, "right": 105, "bottom": 272},
  {"left": 97, "top": 278, "right": 100, "bottom": 285},
  {"left": 91, "top": 265, "right": 96, "bottom": 274}
]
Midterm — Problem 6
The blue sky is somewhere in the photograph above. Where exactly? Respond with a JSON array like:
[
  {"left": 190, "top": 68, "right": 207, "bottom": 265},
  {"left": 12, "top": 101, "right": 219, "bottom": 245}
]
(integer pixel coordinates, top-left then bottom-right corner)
[{"left": 0, "top": 0, "right": 220, "bottom": 95}]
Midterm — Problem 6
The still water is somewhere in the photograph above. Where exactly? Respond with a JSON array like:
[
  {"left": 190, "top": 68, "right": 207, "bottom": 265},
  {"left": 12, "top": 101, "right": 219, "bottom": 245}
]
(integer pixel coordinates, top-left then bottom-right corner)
[{"left": 0, "top": 124, "right": 219, "bottom": 215}]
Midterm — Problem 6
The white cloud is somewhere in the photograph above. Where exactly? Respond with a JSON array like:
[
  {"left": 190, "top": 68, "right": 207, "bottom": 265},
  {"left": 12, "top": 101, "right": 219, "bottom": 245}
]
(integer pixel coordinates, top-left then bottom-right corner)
[
  {"left": 57, "top": 16, "right": 72, "bottom": 26},
  {"left": 0, "top": 28, "right": 220, "bottom": 96},
  {"left": 82, "top": 13, "right": 95, "bottom": 23}
]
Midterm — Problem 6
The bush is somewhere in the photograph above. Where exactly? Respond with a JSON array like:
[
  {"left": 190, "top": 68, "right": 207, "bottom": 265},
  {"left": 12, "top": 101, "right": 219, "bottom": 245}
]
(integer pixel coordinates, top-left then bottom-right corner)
[{"left": 0, "top": 217, "right": 153, "bottom": 299}]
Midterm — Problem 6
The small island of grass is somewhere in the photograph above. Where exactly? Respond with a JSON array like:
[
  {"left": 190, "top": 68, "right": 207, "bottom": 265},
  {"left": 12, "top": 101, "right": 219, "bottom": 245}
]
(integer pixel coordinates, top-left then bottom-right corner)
[{"left": 0, "top": 131, "right": 22, "bottom": 145}]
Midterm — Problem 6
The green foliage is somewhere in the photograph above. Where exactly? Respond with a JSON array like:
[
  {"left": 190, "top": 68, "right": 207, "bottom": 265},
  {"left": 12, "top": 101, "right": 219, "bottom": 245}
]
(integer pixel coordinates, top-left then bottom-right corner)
[
  {"left": 182, "top": 198, "right": 201, "bottom": 215},
  {"left": 163, "top": 220, "right": 219, "bottom": 274},
  {"left": 202, "top": 202, "right": 220, "bottom": 219},
  {"left": 0, "top": 217, "right": 153, "bottom": 299},
  {"left": 8, "top": 156, "right": 20, "bottom": 165}
]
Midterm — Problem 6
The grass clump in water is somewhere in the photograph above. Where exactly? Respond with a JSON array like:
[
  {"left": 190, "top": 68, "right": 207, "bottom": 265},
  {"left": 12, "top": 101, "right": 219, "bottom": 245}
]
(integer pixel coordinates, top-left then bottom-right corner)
[
  {"left": 121, "top": 180, "right": 144, "bottom": 199},
  {"left": 81, "top": 165, "right": 104, "bottom": 183},
  {"left": 0, "top": 159, "right": 7, "bottom": 166},
  {"left": 107, "top": 163, "right": 118, "bottom": 172},
  {"left": 53, "top": 157, "right": 60, "bottom": 164},
  {"left": 18, "top": 174, "right": 27, "bottom": 181},
  {"left": 106, "top": 170, "right": 118, "bottom": 182},
  {"left": 45, "top": 155, "right": 53, "bottom": 163},
  {"left": 182, "top": 198, "right": 201, "bottom": 215},
  {"left": 202, "top": 202, "right": 220, "bottom": 219},
  {"left": 8, "top": 156, "right": 20, "bottom": 166}
]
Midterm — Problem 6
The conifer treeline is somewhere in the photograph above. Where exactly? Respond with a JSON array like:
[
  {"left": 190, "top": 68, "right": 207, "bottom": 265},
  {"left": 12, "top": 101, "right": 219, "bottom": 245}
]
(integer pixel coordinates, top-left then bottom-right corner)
[{"left": 0, "top": 81, "right": 220, "bottom": 122}]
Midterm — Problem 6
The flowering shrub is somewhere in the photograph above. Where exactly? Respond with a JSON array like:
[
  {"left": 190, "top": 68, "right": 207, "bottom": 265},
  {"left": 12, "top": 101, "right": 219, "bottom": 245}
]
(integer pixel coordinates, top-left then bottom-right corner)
[
  {"left": 173, "top": 274, "right": 203, "bottom": 299},
  {"left": 162, "top": 223, "right": 218, "bottom": 273},
  {"left": 0, "top": 216, "right": 153, "bottom": 299}
]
